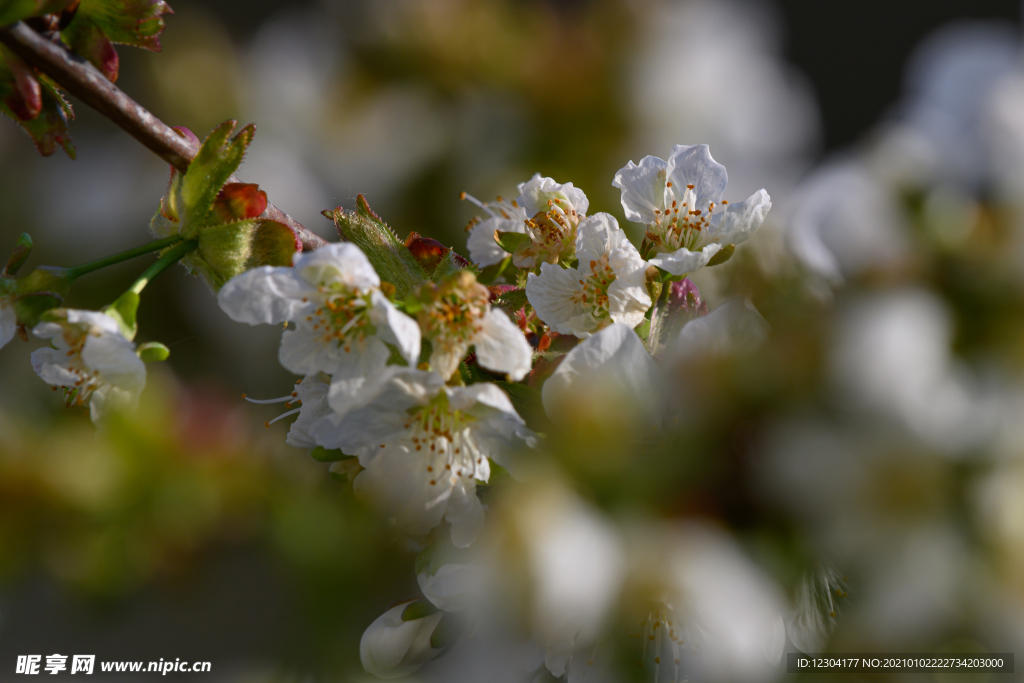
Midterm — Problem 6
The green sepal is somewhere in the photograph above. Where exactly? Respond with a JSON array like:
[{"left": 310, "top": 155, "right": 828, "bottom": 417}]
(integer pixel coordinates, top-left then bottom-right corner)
[
  {"left": 401, "top": 598, "right": 439, "bottom": 622},
  {"left": 494, "top": 230, "right": 530, "bottom": 255},
  {"left": 13, "top": 292, "right": 61, "bottom": 329},
  {"left": 494, "top": 381, "right": 550, "bottom": 433},
  {"left": 431, "top": 250, "right": 469, "bottom": 283},
  {"left": 188, "top": 219, "right": 259, "bottom": 290},
  {"left": 707, "top": 243, "right": 736, "bottom": 267},
  {"left": 136, "top": 341, "right": 170, "bottom": 362},
  {"left": 459, "top": 360, "right": 494, "bottom": 385},
  {"left": 15, "top": 265, "right": 73, "bottom": 298},
  {"left": 103, "top": 290, "right": 139, "bottom": 340},
  {"left": 0, "top": 61, "right": 76, "bottom": 159},
  {"left": 181, "top": 121, "right": 255, "bottom": 229},
  {"left": 492, "top": 287, "right": 528, "bottom": 318},
  {"left": 429, "top": 613, "right": 463, "bottom": 652},
  {"left": 246, "top": 220, "right": 300, "bottom": 269},
  {"left": 3, "top": 233, "right": 32, "bottom": 276},
  {"left": 324, "top": 195, "right": 428, "bottom": 300},
  {"left": 476, "top": 256, "right": 510, "bottom": 285},
  {"left": 634, "top": 318, "right": 651, "bottom": 340},
  {"left": 310, "top": 446, "right": 346, "bottom": 463}
]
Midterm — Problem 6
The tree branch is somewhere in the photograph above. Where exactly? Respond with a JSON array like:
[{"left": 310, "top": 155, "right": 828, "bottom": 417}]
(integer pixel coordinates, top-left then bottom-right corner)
[{"left": 0, "top": 20, "right": 328, "bottom": 252}]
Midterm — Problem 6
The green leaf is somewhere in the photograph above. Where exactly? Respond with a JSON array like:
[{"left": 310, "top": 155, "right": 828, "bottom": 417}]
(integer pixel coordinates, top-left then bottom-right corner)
[
  {"left": 429, "top": 613, "right": 463, "bottom": 651},
  {"left": 60, "top": 12, "right": 119, "bottom": 81},
  {"left": 0, "top": 0, "right": 75, "bottom": 24},
  {"left": 494, "top": 381, "right": 550, "bottom": 432},
  {"left": 476, "top": 256, "right": 510, "bottom": 285},
  {"left": 180, "top": 120, "right": 255, "bottom": 228},
  {"left": 136, "top": 341, "right": 169, "bottom": 362},
  {"left": 494, "top": 230, "right": 530, "bottom": 255},
  {"left": 324, "top": 195, "right": 428, "bottom": 300},
  {"left": 492, "top": 287, "right": 528, "bottom": 318},
  {"left": 103, "top": 290, "right": 139, "bottom": 340},
  {"left": 310, "top": 446, "right": 346, "bottom": 463},
  {"left": 401, "top": 598, "right": 438, "bottom": 622},
  {"left": 431, "top": 249, "right": 469, "bottom": 283},
  {"left": 707, "top": 243, "right": 736, "bottom": 267},
  {"left": 634, "top": 318, "right": 650, "bottom": 340}
]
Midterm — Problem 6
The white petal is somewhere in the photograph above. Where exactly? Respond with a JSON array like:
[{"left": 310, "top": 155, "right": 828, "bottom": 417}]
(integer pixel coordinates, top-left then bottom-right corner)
[
  {"left": 542, "top": 323, "right": 661, "bottom": 424},
  {"left": 445, "top": 479, "right": 485, "bottom": 548},
  {"left": 0, "top": 302, "right": 18, "bottom": 349},
  {"left": 369, "top": 291, "right": 421, "bottom": 365},
  {"left": 326, "top": 338, "right": 393, "bottom": 417},
  {"left": 81, "top": 331, "right": 146, "bottom": 397},
  {"left": 430, "top": 338, "right": 471, "bottom": 381},
  {"left": 293, "top": 241, "right": 380, "bottom": 291},
  {"left": 88, "top": 384, "right": 138, "bottom": 423},
  {"left": 286, "top": 375, "right": 332, "bottom": 449},
  {"left": 217, "top": 266, "right": 311, "bottom": 325},
  {"left": 360, "top": 603, "right": 443, "bottom": 680},
  {"left": 353, "top": 445, "right": 450, "bottom": 535},
  {"left": 666, "top": 144, "right": 729, "bottom": 211},
  {"left": 575, "top": 212, "right": 629, "bottom": 265},
  {"left": 707, "top": 188, "right": 771, "bottom": 246},
  {"left": 515, "top": 175, "right": 589, "bottom": 216},
  {"left": 418, "top": 564, "right": 483, "bottom": 612},
  {"left": 31, "top": 347, "right": 79, "bottom": 386},
  {"left": 647, "top": 243, "right": 722, "bottom": 276},
  {"left": 605, "top": 267, "right": 651, "bottom": 329},
  {"left": 65, "top": 309, "right": 123, "bottom": 335},
  {"left": 612, "top": 155, "right": 669, "bottom": 225},
  {"left": 467, "top": 215, "right": 523, "bottom": 267},
  {"left": 473, "top": 309, "right": 533, "bottom": 381},
  {"left": 525, "top": 265, "right": 586, "bottom": 335},
  {"left": 668, "top": 298, "right": 770, "bottom": 361},
  {"left": 278, "top": 327, "right": 337, "bottom": 375}
]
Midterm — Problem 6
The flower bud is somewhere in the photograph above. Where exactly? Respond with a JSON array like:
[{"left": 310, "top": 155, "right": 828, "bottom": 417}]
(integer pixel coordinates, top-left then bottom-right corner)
[{"left": 360, "top": 601, "right": 443, "bottom": 679}]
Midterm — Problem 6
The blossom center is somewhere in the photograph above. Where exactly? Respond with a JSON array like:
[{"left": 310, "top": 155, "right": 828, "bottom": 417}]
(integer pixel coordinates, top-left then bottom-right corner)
[
  {"left": 397, "top": 394, "right": 487, "bottom": 489},
  {"left": 306, "top": 286, "right": 376, "bottom": 352},
  {"left": 647, "top": 183, "right": 724, "bottom": 253},
  {"left": 417, "top": 273, "right": 489, "bottom": 345},
  {"left": 518, "top": 201, "right": 582, "bottom": 266},
  {"left": 571, "top": 255, "right": 616, "bottom": 319}
]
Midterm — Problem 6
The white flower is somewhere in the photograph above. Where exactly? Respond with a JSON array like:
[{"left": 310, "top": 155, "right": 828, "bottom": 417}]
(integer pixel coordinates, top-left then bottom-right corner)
[
  {"left": 360, "top": 600, "right": 444, "bottom": 680},
  {"left": 664, "top": 298, "right": 770, "bottom": 364},
  {"left": 463, "top": 192, "right": 530, "bottom": 268},
  {"left": 541, "top": 323, "right": 662, "bottom": 427},
  {"left": 414, "top": 271, "right": 532, "bottom": 381},
  {"left": 613, "top": 144, "right": 771, "bottom": 276},
  {"left": 217, "top": 242, "right": 421, "bottom": 417},
  {"left": 312, "top": 368, "right": 535, "bottom": 547},
  {"left": 243, "top": 373, "right": 332, "bottom": 449},
  {"left": 30, "top": 309, "right": 146, "bottom": 423},
  {"left": 418, "top": 563, "right": 484, "bottom": 613},
  {"left": 511, "top": 174, "right": 589, "bottom": 269},
  {"left": 525, "top": 213, "right": 651, "bottom": 338}
]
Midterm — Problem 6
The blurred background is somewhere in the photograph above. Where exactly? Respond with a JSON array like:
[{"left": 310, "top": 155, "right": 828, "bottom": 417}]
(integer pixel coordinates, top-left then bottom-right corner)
[{"left": 3, "top": 0, "right": 1024, "bottom": 679}]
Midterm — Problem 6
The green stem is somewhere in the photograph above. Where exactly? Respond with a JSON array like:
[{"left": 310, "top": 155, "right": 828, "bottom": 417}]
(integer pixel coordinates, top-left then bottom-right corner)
[
  {"left": 67, "top": 234, "right": 184, "bottom": 280},
  {"left": 127, "top": 239, "right": 198, "bottom": 296}
]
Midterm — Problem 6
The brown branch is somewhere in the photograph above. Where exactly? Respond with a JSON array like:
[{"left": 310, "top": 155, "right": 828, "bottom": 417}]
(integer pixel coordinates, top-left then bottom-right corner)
[{"left": 0, "top": 20, "right": 328, "bottom": 252}]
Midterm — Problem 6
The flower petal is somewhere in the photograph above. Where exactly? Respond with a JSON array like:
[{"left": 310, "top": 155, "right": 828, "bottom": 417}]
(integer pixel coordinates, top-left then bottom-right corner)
[
  {"left": 217, "top": 266, "right": 310, "bottom": 325},
  {"left": 707, "top": 188, "right": 771, "bottom": 246},
  {"left": 542, "top": 323, "right": 661, "bottom": 424},
  {"left": 0, "top": 302, "right": 17, "bottom": 350},
  {"left": 326, "top": 338, "right": 393, "bottom": 417},
  {"left": 360, "top": 603, "right": 443, "bottom": 679},
  {"left": 667, "top": 298, "right": 770, "bottom": 362},
  {"left": 293, "top": 241, "right": 380, "bottom": 291},
  {"left": 647, "top": 243, "right": 722, "bottom": 276},
  {"left": 575, "top": 212, "right": 629, "bottom": 266},
  {"left": 370, "top": 290, "right": 421, "bottom": 366},
  {"left": 286, "top": 375, "right": 332, "bottom": 449},
  {"left": 473, "top": 308, "right": 533, "bottom": 381},
  {"left": 353, "top": 445, "right": 450, "bottom": 535},
  {"left": 418, "top": 564, "right": 483, "bottom": 612},
  {"left": 525, "top": 264, "right": 586, "bottom": 335},
  {"left": 446, "top": 478, "right": 485, "bottom": 548},
  {"left": 467, "top": 215, "right": 523, "bottom": 267},
  {"left": 666, "top": 144, "right": 729, "bottom": 211},
  {"left": 80, "top": 330, "right": 146, "bottom": 397},
  {"left": 612, "top": 155, "right": 669, "bottom": 225},
  {"left": 515, "top": 174, "right": 589, "bottom": 216}
]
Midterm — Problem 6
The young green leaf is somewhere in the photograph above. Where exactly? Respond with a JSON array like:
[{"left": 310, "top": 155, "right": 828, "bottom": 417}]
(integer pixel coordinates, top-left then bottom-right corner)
[{"left": 136, "top": 341, "right": 170, "bottom": 362}]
